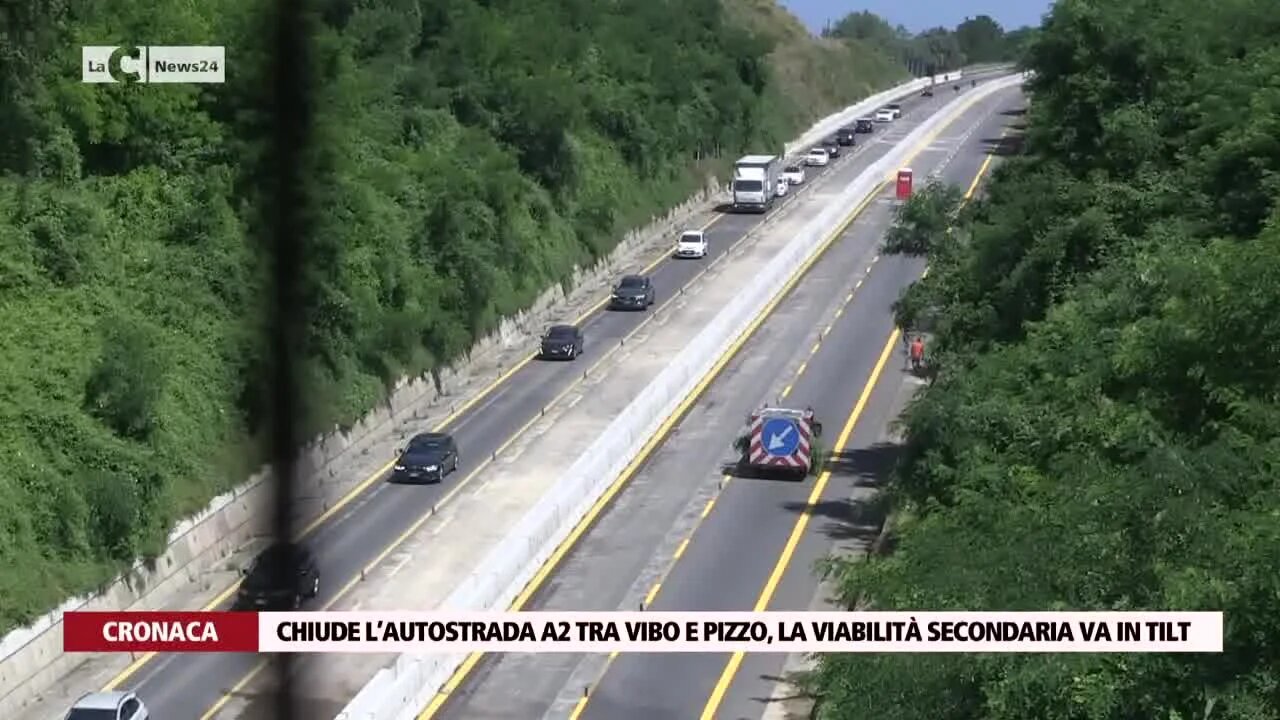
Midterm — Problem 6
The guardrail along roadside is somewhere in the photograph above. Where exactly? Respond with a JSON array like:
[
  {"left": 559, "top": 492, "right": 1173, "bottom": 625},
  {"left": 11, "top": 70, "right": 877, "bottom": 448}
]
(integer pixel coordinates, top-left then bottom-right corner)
[{"left": 335, "top": 73, "right": 1019, "bottom": 720}]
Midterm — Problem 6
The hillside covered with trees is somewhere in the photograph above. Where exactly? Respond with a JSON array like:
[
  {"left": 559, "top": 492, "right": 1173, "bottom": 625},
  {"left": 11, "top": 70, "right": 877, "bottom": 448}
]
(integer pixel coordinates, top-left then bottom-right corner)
[
  {"left": 812, "top": 0, "right": 1280, "bottom": 717},
  {"left": 0, "top": 0, "right": 918, "bottom": 630},
  {"left": 825, "top": 11, "right": 1035, "bottom": 75}
]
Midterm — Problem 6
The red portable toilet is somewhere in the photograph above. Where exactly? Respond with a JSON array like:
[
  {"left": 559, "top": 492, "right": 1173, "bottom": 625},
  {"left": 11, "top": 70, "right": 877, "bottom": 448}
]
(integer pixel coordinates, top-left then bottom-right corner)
[{"left": 896, "top": 168, "right": 913, "bottom": 200}]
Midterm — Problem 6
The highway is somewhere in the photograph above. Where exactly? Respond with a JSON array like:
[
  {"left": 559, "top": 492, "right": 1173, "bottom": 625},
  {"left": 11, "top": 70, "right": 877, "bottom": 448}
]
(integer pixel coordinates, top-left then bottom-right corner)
[
  {"left": 61, "top": 77, "right": 990, "bottom": 720},
  {"left": 430, "top": 84, "right": 1024, "bottom": 720}
]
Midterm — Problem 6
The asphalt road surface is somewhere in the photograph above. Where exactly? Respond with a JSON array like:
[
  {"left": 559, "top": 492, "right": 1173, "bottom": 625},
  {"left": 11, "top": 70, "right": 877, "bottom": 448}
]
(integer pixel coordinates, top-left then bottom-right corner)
[
  {"left": 431, "top": 84, "right": 1025, "bottom": 720},
  {"left": 92, "top": 74, "right": 1007, "bottom": 720}
]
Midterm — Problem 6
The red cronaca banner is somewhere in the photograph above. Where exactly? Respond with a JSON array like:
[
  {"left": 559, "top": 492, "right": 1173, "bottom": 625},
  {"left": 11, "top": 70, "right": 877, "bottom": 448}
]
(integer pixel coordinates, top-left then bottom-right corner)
[{"left": 63, "top": 611, "right": 259, "bottom": 653}]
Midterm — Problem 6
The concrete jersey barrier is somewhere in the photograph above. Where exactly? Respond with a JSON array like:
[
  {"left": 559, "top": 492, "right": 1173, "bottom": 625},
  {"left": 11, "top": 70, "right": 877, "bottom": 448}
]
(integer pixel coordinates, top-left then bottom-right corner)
[
  {"left": 335, "top": 73, "right": 1021, "bottom": 720},
  {"left": 784, "top": 70, "right": 964, "bottom": 157},
  {"left": 0, "top": 66, "right": 980, "bottom": 717}
]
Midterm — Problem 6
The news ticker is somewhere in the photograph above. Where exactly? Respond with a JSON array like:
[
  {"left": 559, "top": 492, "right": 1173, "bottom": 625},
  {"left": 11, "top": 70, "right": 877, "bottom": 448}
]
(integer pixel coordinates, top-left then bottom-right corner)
[{"left": 63, "top": 611, "right": 1223, "bottom": 654}]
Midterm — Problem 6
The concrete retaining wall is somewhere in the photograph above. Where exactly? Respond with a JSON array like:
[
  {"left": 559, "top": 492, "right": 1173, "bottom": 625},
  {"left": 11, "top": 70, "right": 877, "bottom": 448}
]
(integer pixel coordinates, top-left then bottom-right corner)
[{"left": 0, "top": 69, "right": 975, "bottom": 717}]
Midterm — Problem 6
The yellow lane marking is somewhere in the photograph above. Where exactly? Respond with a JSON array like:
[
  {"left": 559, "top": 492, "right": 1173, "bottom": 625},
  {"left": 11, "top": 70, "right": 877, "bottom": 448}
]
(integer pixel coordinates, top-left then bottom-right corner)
[
  {"left": 481, "top": 84, "right": 1012, "bottom": 720},
  {"left": 697, "top": 112, "right": 1014, "bottom": 720},
  {"left": 103, "top": 117, "right": 856, "bottom": 703},
  {"left": 673, "top": 538, "right": 691, "bottom": 560},
  {"left": 196, "top": 660, "right": 268, "bottom": 720},
  {"left": 698, "top": 329, "right": 901, "bottom": 719},
  {"left": 105, "top": 148, "right": 740, "bottom": 700},
  {"left": 418, "top": 127, "right": 893, "bottom": 720}
]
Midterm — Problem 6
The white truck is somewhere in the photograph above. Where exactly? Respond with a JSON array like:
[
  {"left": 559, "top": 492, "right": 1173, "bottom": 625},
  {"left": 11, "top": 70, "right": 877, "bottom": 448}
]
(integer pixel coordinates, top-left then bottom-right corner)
[{"left": 732, "top": 155, "right": 781, "bottom": 213}]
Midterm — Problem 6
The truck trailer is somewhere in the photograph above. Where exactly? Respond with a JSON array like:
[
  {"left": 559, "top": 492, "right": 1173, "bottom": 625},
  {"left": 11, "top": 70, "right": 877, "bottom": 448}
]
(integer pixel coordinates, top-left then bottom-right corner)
[{"left": 732, "top": 155, "right": 781, "bottom": 213}]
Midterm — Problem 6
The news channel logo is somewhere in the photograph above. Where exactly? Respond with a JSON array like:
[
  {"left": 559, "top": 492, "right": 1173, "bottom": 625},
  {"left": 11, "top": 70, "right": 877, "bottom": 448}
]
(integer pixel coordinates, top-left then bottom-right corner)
[{"left": 82, "top": 45, "right": 225, "bottom": 84}]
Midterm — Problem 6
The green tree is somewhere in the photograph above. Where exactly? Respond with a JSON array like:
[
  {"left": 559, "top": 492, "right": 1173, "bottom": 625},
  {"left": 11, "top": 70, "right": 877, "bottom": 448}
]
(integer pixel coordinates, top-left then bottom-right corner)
[
  {"left": 954, "top": 15, "right": 1006, "bottom": 63},
  {"left": 0, "top": 0, "right": 911, "bottom": 631},
  {"left": 881, "top": 180, "right": 963, "bottom": 257},
  {"left": 811, "top": 0, "right": 1280, "bottom": 717},
  {"left": 83, "top": 316, "right": 167, "bottom": 441}
]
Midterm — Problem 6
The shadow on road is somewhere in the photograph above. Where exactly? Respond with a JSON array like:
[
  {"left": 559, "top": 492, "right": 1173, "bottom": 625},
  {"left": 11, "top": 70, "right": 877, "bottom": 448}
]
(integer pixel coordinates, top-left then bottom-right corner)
[
  {"left": 779, "top": 443, "right": 900, "bottom": 541},
  {"left": 826, "top": 443, "right": 899, "bottom": 485},
  {"left": 721, "top": 459, "right": 809, "bottom": 483},
  {"left": 748, "top": 671, "right": 816, "bottom": 709},
  {"left": 981, "top": 133, "right": 1025, "bottom": 157}
]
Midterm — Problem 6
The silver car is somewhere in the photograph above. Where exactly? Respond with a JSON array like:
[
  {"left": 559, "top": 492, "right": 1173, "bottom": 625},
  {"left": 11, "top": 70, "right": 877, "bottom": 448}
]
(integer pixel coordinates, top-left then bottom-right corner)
[{"left": 65, "top": 691, "right": 149, "bottom": 720}]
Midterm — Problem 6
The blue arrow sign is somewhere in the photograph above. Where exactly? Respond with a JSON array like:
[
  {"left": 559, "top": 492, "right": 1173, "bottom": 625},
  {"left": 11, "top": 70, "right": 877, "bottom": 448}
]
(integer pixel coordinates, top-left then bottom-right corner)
[{"left": 761, "top": 417, "right": 800, "bottom": 457}]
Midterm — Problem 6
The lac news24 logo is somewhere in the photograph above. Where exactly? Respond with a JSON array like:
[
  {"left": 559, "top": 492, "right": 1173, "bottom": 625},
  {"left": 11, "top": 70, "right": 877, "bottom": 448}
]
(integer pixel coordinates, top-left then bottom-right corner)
[{"left": 82, "top": 45, "right": 225, "bottom": 84}]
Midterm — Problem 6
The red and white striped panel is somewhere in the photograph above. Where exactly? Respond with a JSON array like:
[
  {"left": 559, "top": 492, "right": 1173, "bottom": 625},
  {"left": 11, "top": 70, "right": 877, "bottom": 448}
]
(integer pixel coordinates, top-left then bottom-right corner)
[{"left": 748, "top": 415, "right": 812, "bottom": 469}]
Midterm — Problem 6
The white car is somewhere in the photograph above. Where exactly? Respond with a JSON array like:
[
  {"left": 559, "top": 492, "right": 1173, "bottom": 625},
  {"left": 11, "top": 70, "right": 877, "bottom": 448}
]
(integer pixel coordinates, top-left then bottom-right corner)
[
  {"left": 675, "top": 230, "right": 708, "bottom": 259},
  {"left": 804, "top": 148, "right": 830, "bottom": 166},
  {"left": 874, "top": 108, "right": 895, "bottom": 123},
  {"left": 782, "top": 165, "right": 805, "bottom": 185},
  {"left": 65, "top": 691, "right": 149, "bottom": 720},
  {"left": 776, "top": 177, "right": 789, "bottom": 197},
  {"left": 885, "top": 103, "right": 902, "bottom": 119}
]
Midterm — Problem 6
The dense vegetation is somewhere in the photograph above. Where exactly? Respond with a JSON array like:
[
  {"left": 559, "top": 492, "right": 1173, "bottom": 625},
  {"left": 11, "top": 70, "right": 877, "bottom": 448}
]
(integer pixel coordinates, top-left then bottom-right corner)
[
  {"left": 826, "top": 11, "right": 1034, "bottom": 74},
  {"left": 812, "top": 0, "right": 1280, "bottom": 717},
  {"left": 0, "top": 0, "right": 913, "bottom": 631}
]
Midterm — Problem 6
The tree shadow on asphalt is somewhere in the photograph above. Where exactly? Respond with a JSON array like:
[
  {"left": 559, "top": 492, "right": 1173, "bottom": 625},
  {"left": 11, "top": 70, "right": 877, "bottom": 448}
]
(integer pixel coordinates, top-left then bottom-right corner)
[
  {"left": 983, "top": 107, "right": 1028, "bottom": 157},
  {"left": 981, "top": 133, "right": 1026, "bottom": 157},
  {"left": 749, "top": 671, "right": 817, "bottom": 709},
  {"left": 779, "top": 442, "right": 901, "bottom": 542}
]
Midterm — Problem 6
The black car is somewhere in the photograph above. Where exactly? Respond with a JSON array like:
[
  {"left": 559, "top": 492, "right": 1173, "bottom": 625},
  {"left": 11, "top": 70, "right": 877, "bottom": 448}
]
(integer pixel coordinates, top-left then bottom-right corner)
[
  {"left": 835, "top": 127, "right": 857, "bottom": 146},
  {"left": 610, "top": 274, "right": 655, "bottom": 310},
  {"left": 393, "top": 432, "right": 459, "bottom": 483},
  {"left": 235, "top": 542, "right": 319, "bottom": 610},
  {"left": 922, "top": 86, "right": 934, "bottom": 97},
  {"left": 540, "top": 324, "right": 584, "bottom": 360},
  {"left": 823, "top": 139, "right": 842, "bottom": 158},
  {"left": 855, "top": 118, "right": 874, "bottom": 134}
]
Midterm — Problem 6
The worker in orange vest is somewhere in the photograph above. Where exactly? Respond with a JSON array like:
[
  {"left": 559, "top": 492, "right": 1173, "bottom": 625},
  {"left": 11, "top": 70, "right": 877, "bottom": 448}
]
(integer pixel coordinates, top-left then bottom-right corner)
[{"left": 909, "top": 336, "right": 925, "bottom": 372}]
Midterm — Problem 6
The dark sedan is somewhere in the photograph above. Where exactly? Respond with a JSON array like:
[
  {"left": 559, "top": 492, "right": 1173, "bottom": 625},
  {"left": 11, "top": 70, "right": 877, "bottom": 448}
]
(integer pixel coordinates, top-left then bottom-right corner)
[
  {"left": 855, "top": 118, "right": 874, "bottom": 133},
  {"left": 609, "top": 274, "right": 655, "bottom": 310},
  {"left": 823, "top": 138, "right": 842, "bottom": 158},
  {"left": 392, "top": 432, "right": 458, "bottom": 483},
  {"left": 540, "top": 324, "right": 584, "bottom": 360},
  {"left": 234, "top": 542, "right": 320, "bottom": 610},
  {"left": 835, "top": 127, "right": 856, "bottom": 146}
]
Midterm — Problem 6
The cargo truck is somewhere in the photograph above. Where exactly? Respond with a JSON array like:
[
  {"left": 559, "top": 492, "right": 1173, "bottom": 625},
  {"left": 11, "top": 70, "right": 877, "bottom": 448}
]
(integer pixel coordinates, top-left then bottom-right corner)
[
  {"left": 732, "top": 406, "right": 823, "bottom": 479},
  {"left": 732, "top": 155, "right": 781, "bottom": 213}
]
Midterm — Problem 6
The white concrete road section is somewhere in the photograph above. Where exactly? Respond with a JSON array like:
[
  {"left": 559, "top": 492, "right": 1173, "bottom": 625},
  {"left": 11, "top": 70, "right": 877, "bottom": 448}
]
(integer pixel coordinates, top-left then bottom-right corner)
[
  {"left": 8, "top": 75, "right": 1012, "bottom": 720},
  {"left": 7, "top": 71, "right": 981, "bottom": 720},
  {"left": 245, "top": 78, "right": 1016, "bottom": 720},
  {"left": 206, "top": 89, "right": 989, "bottom": 719},
  {"left": 436, "top": 83, "right": 1026, "bottom": 720}
]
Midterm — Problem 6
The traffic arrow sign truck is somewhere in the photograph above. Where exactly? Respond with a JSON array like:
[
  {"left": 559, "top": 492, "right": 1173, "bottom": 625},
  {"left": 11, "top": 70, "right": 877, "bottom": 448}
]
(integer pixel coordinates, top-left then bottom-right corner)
[{"left": 734, "top": 406, "right": 823, "bottom": 478}]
